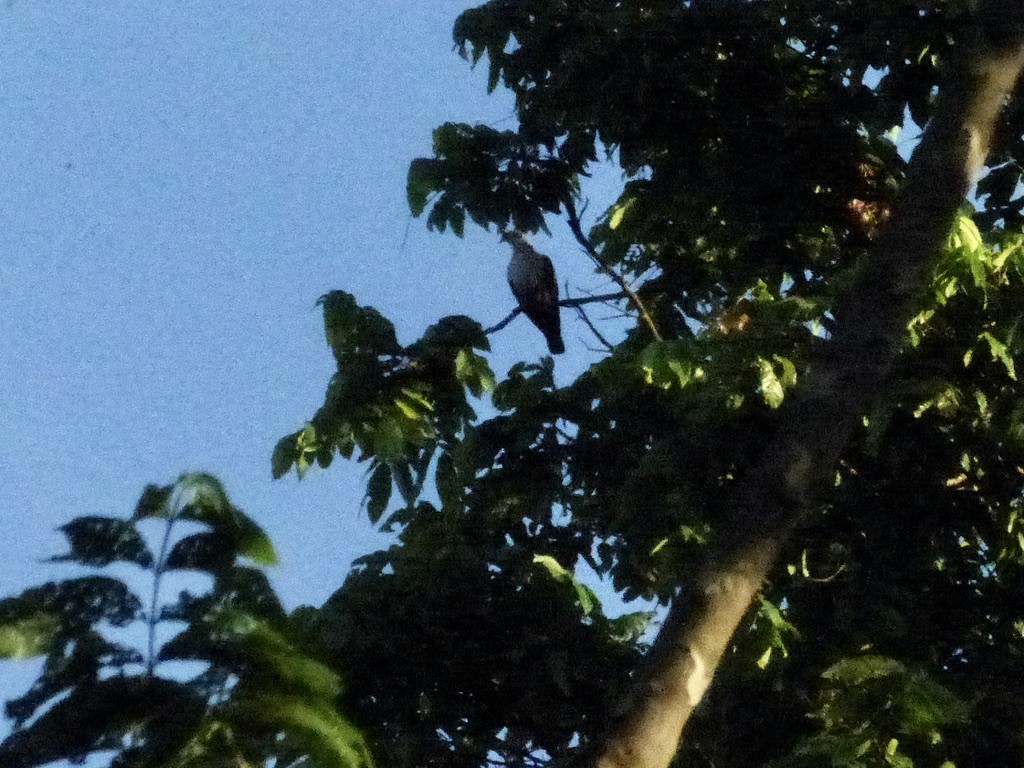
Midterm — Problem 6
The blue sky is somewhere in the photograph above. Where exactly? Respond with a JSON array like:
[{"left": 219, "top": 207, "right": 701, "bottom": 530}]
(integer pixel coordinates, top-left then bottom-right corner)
[{"left": 0, "top": 1, "right": 626, "bottom": 714}]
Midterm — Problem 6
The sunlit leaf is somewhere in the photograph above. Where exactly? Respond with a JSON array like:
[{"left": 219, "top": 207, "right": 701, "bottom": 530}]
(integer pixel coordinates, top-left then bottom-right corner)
[
  {"left": 455, "top": 348, "right": 496, "bottom": 397},
  {"left": 758, "top": 357, "right": 786, "bottom": 408},
  {"left": 0, "top": 612, "right": 60, "bottom": 659},
  {"left": 222, "top": 694, "right": 373, "bottom": 768},
  {"left": 979, "top": 331, "right": 1017, "bottom": 380}
]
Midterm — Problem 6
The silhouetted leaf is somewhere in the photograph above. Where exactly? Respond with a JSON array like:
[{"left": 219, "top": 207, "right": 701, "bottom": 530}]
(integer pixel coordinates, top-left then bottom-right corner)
[
  {"left": 366, "top": 463, "right": 392, "bottom": 525},
  {"left": 434, "top": 451, "right": 463, "bottom": 510},
  {"left": 0, "top": 677, "right": 203, "bottom": 768},
  {"left": 165, "top": 531, "right": 236, "bottom": 573},
  {"left": 272, "top": 432, "right": 301, "bottom": 478},
  {"left": 51, "top": 516, "right": 153, "bottom": 568},
  {"left": 417, "top": 315, "right": 491, "bottom": 352},
  {"left": 319, "top": 290, "right": 400, "bottom": 359},
  {"left": 133, "top": 483, "right": 173, "bottom": 520},
  {"left": 0, "top": 577, "right": 142, "bottom": 633}
]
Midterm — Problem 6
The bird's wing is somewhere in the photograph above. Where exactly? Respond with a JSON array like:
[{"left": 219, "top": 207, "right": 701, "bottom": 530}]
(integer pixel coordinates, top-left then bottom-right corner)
[{"left": 538, "top": 255, "right": 559, "bottom": 305}]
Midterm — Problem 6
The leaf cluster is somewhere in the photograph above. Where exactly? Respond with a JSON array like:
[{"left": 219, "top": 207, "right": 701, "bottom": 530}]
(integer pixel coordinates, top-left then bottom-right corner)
[
  {"left": 0, "top": 474, "right": 372, "bottom": 768},
  {"left": 278, "top": 2, "right": 1024, "bottom": 766}
]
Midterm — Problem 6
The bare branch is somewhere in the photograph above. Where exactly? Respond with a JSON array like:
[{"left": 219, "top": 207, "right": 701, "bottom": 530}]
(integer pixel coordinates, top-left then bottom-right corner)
[
  {"left": 484, "top": 292, "right": 628, "bottom": 336},
  {"left": 567, "top": 285, "right": 615, "bottom": 352},
  {"left": 565, "top": 290, "right": 628, "bottom": 306},
  {"left": 565, "top": 199, "right": 664, "bottom": 341},
  {"left": 485, "top": 307, "right": 523, "bottom": 335}
]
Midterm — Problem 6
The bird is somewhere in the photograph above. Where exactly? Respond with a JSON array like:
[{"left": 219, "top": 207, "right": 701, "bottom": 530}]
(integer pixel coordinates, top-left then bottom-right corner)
[{"left": 501, "top": 230, "right": 565, "bottom": 354}]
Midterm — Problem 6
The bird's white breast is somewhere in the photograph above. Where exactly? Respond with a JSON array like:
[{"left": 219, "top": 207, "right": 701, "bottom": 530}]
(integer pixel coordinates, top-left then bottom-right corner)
[{"left": 508, "top": 246, "right": 543, "bottom": 290}]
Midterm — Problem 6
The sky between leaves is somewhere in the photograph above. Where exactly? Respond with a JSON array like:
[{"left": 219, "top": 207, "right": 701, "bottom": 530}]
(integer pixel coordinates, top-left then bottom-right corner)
[{"left": 0, "top": 0, "right": 630, "bottom": 716}]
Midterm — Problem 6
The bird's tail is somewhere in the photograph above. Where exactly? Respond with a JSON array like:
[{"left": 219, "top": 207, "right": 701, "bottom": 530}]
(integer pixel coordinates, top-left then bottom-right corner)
[{"left": 546, "top": 330, "right": 566, "bottom": 355}]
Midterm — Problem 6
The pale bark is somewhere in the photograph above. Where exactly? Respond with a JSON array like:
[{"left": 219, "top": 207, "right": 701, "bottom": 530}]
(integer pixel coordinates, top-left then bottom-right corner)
[{"left": 590, "top": 12, "right": 1024, "bottom": 768}]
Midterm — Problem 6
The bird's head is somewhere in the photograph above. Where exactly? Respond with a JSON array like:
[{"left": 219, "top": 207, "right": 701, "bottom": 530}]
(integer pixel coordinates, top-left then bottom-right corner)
[{"left": 500, "top": 230, "right": 527, "bottom": 245}]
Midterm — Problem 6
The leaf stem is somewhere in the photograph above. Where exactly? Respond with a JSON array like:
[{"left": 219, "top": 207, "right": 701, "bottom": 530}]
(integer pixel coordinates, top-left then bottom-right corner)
[{"left": 146, "top": 514, "right": 176, "bottom": 676}]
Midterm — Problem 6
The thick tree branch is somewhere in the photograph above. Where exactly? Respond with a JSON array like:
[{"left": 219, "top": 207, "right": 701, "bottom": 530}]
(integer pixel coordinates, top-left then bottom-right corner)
[
  {"left": 590, "top": 15, "right": 1024, "bottom": 768},
  {"left": 564, "top": 200, "right": 664, "bottom": 341}
]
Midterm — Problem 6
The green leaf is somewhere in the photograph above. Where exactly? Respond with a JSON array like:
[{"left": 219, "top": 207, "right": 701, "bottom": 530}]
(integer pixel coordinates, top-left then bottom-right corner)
[
  {"left": 455, "top": 348, "right": 496, "bottom": 397},
  {"left": 319, "top": 291, "right": 400, "bottom": 358},
  {"left": 758, "top": 357, "right": 786, "bottom": 408},
  {"left": 370, "top": 416, "right": 405, "bottom": 460},
  {"left": 222, "top": 694, "right": 373, "bottom": 768},
  {"left": 608, "top": 197, "right": 636, "bottom": 230},
  {"left": 154, "top": 475, "right": 277, "bottom": 566},
  {"left": 296, "top": 422, "right": 321, "bottom": 479},
  {"left": 950, "top": 213, "right": 983, "bottom": 253},
  {"left": 366, "top": 463, "right": 392, "bottom": 525},
  {"left": 607, "top": 611, "right": 655, "bottom": 644},
  {"left": 435, "top": 451, "right": 463, "bottom": 510},
  {"left": 0, "top": 612, "right": 60, "bottom": 659},
  {"left": 640, "top": 340, "right": 701, "bottom": 390},
  {"left": 234, "top": 520, "right": 278, "bottom": 566},
  {"left": 395, "top": 388, "right": 433, "bottom": 420},
  {"left": 773, "top": 354, "right": 798, "bottom": 388},
  {"left": 822, "top": 655, "right": 905, "bottom": 685},
  {"left": 407, "top": 158, "right": 437, "bottom": 217},
  {"left": 896, "top": 670, "right": 969, "bottom": 731},
  {"left": 979, "top": 331, "right": 1017, "bottom": 380},
  {"left": 272, "top": 432, "right": 301, "bottom": 479},
  {"left": 533, "top": 555, "right": 597, "bottom": 616},
  {"left": 163, "top": 611, "right": 342, "bottom": 702}
]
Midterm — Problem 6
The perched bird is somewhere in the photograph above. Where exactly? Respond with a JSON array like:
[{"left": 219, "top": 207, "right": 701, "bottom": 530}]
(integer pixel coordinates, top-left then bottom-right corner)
[{"left": 502, "top": 230, "right": 565, "bottom": 354}]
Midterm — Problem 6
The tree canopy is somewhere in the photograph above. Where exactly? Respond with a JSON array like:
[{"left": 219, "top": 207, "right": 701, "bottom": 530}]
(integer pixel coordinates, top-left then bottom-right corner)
[{"left": 5, "top": 2, "right": 1024, "bottom": 768}]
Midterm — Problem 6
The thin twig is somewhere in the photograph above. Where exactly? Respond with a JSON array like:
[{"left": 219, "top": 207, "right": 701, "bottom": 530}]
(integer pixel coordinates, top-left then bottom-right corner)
[
  {"left": 565, "top": 198, "right": 663, "bottom": 341},
  {"left": 568, "top": 284, "right": 615, "bottom": 352},
  {"left": 484, "top": 292, "right": 629, "bottom": 335},
  {"left": 563, "top": 290, "right": 627, "bottom": 306}
]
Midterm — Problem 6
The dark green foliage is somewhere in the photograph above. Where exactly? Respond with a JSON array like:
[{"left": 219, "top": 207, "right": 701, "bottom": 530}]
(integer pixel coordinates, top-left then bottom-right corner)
[
  {"left": 316, "top": 511, "right": 639, "bottom": 766},
  {"left": 407, "top": 123, "right": 576, "bottom": 235},
  {"left": 272, "top": 293, "right": 496, "bottom": 521},
  {"left": 268, "top": 2, "right": 1024, "bottom": 766},
  {"left": 0, "top": 677, "right": 205, "bottom": 768},
  {"left": 0, "top": 475, "right": 372, "bottom": 768},
  {"left": 51, "top": 516, "right": 154, "bottom": 567}
]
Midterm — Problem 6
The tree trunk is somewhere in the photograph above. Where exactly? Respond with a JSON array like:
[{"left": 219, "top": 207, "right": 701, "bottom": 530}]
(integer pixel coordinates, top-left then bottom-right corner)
[{"left": 590, "top": 12, "right": 1024, "bottom": 768}]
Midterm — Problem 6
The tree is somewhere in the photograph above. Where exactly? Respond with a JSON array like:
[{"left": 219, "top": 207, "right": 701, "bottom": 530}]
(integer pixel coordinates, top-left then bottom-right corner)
[
  {"left": 274, "top": 2, "right": 1024, "bottom": 766},
  {"left": 7, "top": 3, "right": 1024, "bottom": 768}
]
